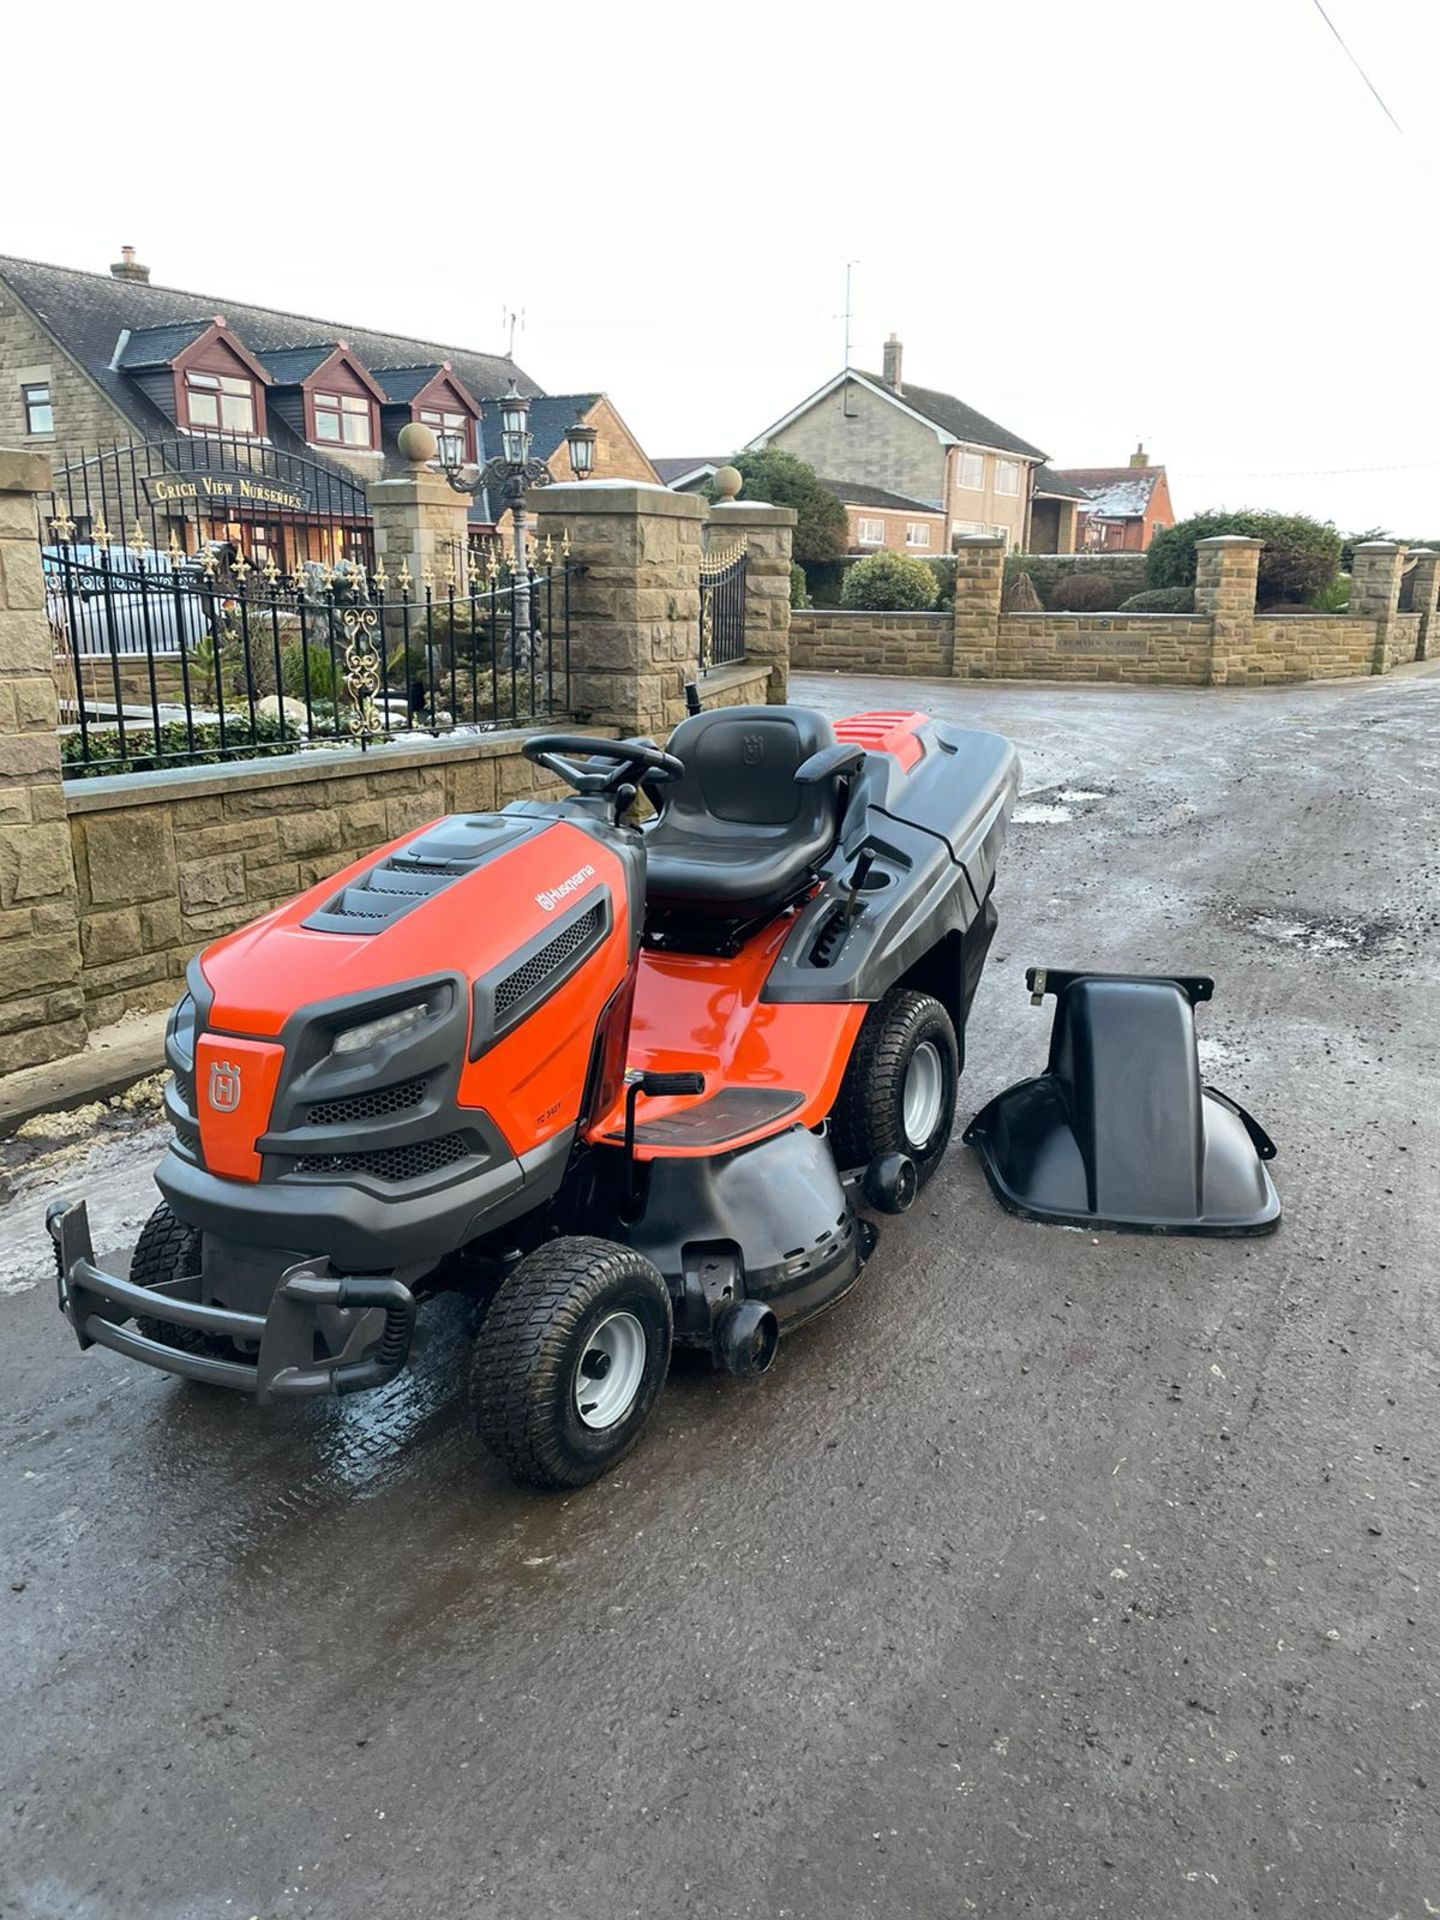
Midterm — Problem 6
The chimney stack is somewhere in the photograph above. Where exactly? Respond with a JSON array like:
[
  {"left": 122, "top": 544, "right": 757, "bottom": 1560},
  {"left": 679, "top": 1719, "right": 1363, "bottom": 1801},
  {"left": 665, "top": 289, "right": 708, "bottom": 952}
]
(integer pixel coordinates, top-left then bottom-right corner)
[
  {"left": 1129, "top": 440, "right": 1149, "bottom": 469},
  {"left": 882, "top": 333, "right": 903, "bottom": 394},
  {"left": 110, "top": 245, "right": 151, "bottom": 284}
]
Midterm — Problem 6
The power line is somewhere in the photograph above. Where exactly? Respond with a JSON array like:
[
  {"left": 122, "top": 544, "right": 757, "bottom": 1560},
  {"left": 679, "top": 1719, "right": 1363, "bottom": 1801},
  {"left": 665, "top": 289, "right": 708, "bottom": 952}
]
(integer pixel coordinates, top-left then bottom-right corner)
[{"left": 1311, "top": 0, "right": 1403, "bottom": 132}]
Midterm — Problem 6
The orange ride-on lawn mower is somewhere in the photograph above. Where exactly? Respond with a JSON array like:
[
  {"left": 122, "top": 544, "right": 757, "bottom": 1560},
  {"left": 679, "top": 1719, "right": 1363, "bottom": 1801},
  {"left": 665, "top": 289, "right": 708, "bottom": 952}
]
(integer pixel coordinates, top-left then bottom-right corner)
[{"left": 48, "top": 705, "right": 1019, "bottom": 1487}]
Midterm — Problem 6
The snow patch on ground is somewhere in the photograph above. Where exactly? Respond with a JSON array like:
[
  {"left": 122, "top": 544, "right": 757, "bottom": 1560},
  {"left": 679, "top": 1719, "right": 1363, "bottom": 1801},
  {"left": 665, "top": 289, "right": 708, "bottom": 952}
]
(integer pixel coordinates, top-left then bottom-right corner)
[{"left": 1013, "top": 802, "right": 1073, "bottom": 825}]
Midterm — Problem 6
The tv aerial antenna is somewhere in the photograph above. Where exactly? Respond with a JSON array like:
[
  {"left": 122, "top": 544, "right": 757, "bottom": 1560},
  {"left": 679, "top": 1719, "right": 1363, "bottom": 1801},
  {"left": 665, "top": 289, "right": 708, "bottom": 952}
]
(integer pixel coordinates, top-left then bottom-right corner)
[{"left": 838, "top": 260, "right": 859, "bottom": 416}]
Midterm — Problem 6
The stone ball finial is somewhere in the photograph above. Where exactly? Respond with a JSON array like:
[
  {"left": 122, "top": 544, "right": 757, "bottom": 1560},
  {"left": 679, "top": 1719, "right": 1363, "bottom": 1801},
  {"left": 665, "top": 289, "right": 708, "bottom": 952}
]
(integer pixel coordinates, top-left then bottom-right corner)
[
  {"left": 397, "top": 421, "right": 438, "bottom": 468},
  {"left": 712, "top": 464, "right": 742, "bottom": 502}
]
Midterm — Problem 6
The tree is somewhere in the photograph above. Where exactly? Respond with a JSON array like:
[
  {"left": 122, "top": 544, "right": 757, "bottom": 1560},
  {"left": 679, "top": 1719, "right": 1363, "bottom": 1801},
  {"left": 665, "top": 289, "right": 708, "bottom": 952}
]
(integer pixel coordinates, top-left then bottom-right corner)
[
  {"left": 840, "top": 550, "right": 939, "bottom": 612},
  {"left": 717, "top": 449, "right": 850, "bottom": 569},
  {"left": 1146, "top": 510, "right": 1341, "bottom": 607}
]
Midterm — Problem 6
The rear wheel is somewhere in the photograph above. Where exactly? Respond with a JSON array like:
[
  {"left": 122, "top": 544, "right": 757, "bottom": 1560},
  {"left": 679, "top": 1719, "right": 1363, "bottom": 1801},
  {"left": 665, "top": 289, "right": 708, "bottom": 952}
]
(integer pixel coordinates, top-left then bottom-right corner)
[
  {"left": 830, "top": 987, "right": 959, "bottom": 1188},
  {"left": 471, "top": 1236, "right": 673, "bottom": 1490},
  {"left": 130, "top": 1201, "right": 230, "bottom": 1358}
]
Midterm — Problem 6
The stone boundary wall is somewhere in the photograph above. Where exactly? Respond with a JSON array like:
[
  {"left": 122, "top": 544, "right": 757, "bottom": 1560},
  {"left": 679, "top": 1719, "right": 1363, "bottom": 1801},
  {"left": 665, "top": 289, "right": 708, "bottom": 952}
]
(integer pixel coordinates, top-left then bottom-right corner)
[
  {"left": 65, "top": 732, "right": 582, "bottom": 1028},
  {"left": 1250, "top": 615, "right": 1378, "bottom": 682},
  {"left": 996, "top": 614, "right": 1213, "bottom": 684},
  {"left": 790, "top": 609, "right": 952, "bottom": 677},
  {"left": 790, "top": 537, "right": 1436, "bottom": 688}
]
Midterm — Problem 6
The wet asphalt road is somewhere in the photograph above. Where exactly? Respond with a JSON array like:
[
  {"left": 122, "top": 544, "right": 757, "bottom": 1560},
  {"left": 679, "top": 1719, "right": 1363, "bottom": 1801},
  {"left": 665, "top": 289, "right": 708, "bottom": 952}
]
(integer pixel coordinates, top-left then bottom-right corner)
[{"left": 3, "top": 668, "right": 1438, "bottom": 1919}]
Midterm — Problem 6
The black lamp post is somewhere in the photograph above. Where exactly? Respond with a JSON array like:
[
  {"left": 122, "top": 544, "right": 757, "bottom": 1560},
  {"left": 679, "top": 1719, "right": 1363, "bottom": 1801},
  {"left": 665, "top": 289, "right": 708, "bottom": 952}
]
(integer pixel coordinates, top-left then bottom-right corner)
[{"left": 441, "top": 383, "right": 597, "bottom": 577}]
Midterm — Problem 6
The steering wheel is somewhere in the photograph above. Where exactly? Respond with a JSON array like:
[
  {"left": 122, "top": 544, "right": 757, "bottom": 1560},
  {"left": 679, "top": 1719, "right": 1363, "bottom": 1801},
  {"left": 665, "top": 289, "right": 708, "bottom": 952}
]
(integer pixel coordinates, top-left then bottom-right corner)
[{"left": 522, "top": 733, "right": 685, "bottom": 798}]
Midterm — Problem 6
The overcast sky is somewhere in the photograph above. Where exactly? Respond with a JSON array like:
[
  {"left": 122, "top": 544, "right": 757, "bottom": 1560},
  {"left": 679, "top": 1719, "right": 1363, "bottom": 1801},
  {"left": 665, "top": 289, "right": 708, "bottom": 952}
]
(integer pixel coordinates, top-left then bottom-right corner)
[{"left": 9, "top": 0, "right": 1439, "bottom": 533}]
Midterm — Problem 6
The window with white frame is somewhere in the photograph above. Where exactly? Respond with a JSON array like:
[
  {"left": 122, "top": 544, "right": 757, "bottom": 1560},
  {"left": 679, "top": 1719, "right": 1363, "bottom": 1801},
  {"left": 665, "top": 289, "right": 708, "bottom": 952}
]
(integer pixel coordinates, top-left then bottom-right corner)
[
  {"left": 857, "top": 516, "right": 885, "bottom": 546},
  {"left": 905, "top": 521, "right": 932, "bottom": 548},
  {"left": 951, "top": 519, "right": 989, "bottom": 539},
  {"left": 992, "top": 525, "right": 1010, "bottom": 543},
  {"left": 955, "top": 449, "right": 984, "bottom": 492},
  {"left": 994, "top": 458, "right": 1019, "bottom": 496},
  {"left": 23, "top": 382, "right": 53, "bottom": 434},
  {"left": 185, "top": 369, "right": 257, "bottom": 434},
  {"left": 314, "top": 390, "right": 374, "bottom": 448}
]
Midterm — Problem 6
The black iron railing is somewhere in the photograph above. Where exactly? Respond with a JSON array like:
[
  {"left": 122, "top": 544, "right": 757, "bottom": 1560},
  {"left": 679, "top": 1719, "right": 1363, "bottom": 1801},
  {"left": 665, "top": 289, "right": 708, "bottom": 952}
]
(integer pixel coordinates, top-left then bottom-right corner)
[
  {"left": 45, "top": 542, "right": 576, "bottom": 778},
  {"left": 699, "top": 541, "right": 747, "bottom": 672}
]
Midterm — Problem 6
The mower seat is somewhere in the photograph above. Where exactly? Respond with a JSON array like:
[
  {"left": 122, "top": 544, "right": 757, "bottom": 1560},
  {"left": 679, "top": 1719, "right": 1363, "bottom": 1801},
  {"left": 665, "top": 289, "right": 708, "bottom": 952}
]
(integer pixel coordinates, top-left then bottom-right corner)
[{"left": 643, "top": 706, "right": 844, "bottom": 915}]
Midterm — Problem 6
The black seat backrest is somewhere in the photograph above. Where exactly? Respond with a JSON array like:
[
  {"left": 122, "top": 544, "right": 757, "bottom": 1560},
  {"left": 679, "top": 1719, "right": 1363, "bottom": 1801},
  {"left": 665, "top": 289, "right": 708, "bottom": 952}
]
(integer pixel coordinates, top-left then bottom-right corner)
[{"left": 659, "top": 706, "right": 839, "bottom": 835}]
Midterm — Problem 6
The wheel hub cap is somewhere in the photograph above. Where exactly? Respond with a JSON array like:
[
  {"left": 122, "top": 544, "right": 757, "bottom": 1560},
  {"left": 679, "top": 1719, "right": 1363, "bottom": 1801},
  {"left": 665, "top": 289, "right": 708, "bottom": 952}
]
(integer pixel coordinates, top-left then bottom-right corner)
[
  {"left": 574, "top": 1311, "right": 646, "bottom": 1429},
  {"left": 902, "top": 1041, "right": 944, "bottom": 1150}
]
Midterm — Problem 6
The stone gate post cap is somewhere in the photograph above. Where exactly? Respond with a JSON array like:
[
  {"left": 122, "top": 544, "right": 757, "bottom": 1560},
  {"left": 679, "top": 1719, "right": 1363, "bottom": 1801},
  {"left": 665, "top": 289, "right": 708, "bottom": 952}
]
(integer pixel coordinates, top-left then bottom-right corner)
[
  {"left": 712, "top": 464, "right": 742, "bottom": 501},
  {"left": 0, "top": 447, "right": 53, "bottom": 494},
  {"left": 1405, "top": 547, "right": 1436, "bottom": 558},
  {"left": 1352, "top": 540, "right": 1404, "bottom": 553},
  {"left": 1195, "top": 534, "right": 1265, "bottom": 549},
  {"left": 953, "top": 532, "right": 1006, "bottom": 547},
  {"left": 707, "top": 499, "right": 798, "bottom": 527},
  {"left": 529, "top": 480, "right": 705, "bottom": 518}
]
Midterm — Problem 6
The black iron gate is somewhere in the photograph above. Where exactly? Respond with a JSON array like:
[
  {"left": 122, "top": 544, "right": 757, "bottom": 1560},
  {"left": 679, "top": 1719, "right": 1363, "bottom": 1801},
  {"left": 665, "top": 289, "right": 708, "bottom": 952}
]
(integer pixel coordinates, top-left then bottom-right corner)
[
  {"left": 698, "top": 538, "right": 747, "bottom": 672},
  {"left": 42, "top": 435, "right": 374, "bottom": 578}
]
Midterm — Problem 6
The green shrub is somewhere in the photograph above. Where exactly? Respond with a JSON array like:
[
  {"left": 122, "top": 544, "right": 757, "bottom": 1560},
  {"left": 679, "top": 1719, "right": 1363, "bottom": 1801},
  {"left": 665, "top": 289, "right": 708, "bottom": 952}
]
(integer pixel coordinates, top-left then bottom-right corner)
[
  {"left": 840, "top": 550, "right": 939, "bottom": 612},
  {"left": 1147, "top": 510, "right": 1341, "bottom": 607},
  {"left": 1309, "top": 574, "right": 1350, "bottom": 612},
  {"left": 1117, "top": 587, "right": 1195, "bottom": 613},
  {"left": 1048, "top": 571, "right": 1120, "bottom": 612},
  {"left": 790, "top": 563, "right": 810, "bottom": 609},
  {"left": 924, "top": 556, "right": 957, "bottom": 609},
  {"left": 280, "top": 641, "right": 339, "bottom": 702},
  {"left": 61, "top": 713, "right": 295, "bottom": 778}
]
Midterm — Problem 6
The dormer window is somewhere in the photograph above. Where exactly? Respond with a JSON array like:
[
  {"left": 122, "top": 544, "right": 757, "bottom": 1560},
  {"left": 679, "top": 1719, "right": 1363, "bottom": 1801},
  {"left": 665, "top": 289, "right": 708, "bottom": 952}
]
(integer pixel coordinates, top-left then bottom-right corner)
[
  {"left": 314, "top": 390, "right": 374, "bottom": 448},
  {"left": 420, "top": 406, "right": 470, "bottom": 464},
  {"left": 185, "top": 368, "right": 256, "bottom": 434}
]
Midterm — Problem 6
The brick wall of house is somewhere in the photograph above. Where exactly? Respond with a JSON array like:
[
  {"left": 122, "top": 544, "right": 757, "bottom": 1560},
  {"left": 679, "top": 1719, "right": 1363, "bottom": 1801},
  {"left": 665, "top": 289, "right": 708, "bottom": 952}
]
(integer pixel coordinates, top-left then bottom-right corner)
[
  {"left": 0, "top": 278, "right": 134, "bottom": 466},
  {"left": 845, "top": 505, "right": 945, "bottom": 556},
  {"left": 766, "top": 377, "right": 946, "bottom": 509},
  {"left": 544, "top": 397, "right": 656, "bottom": 487}
]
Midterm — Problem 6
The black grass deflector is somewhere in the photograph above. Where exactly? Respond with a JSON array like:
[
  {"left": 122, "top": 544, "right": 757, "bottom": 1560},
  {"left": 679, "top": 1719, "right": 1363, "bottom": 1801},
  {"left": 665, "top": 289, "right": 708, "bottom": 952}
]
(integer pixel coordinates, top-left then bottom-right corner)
[{"left": 964, "top": 969, "right": 1280, "bottom": 1237}]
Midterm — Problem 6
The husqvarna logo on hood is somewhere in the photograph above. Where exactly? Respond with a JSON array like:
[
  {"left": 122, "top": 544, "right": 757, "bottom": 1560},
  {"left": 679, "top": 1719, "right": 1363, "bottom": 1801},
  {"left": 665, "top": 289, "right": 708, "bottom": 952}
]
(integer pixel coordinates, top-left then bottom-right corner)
[
  {"left": 536, "top": 864, "right": 596, "bottom": 912},
  {"left": 208, "top": 1060, "right": 243, "bottom": 1112}
]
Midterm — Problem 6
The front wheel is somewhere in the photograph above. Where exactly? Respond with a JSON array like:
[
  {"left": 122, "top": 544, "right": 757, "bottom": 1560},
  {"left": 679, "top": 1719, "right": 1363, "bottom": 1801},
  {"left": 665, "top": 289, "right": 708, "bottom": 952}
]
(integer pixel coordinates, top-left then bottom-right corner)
[
  {"left": 130, "top": 1201, "right": 231, "bottom": 1360},
  {"left": 471, "top": 1236, "right": 673, "bottom": 1490},
  {"left": 830, "top": 987, "right": 959, "bottom": 1188}
]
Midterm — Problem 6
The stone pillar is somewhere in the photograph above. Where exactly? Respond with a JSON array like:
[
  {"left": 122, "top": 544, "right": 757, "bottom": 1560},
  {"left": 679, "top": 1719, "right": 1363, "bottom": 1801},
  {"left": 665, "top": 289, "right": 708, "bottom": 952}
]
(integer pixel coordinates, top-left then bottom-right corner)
[
  {"left": 1349, "top": 540, "right": 1407, "bottom": 674},
  {"left": 1406, "top": 548, "right": 1440, "bottom": 660},
  {"left": 704, "top": 498, "right": 797, "bottom": 703},
  {"left": 1194, "top": 535, "right": 1261, "bottom": 686},
  {"left": 0, "top": 450, "right": 87, "bottom": 1071},
  {"left": 366, "top": 425, "right": 472, "bottom": 586},
  {"left": 531, "top": 481, "right": 703, "bottom": 738},
  {"left": 950, "top": 534, "right": 1005, "bottom": 677}
]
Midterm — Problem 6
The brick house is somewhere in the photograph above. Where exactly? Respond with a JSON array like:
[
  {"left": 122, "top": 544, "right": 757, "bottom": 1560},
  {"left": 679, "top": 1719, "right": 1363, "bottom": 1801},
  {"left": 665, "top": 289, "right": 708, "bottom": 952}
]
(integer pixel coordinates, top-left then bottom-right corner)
[
  {"left": 748, "top": 335, "right": 1050, "bottom": 552},
  {"left": 1054, "top": 446, "right": 1176, "bottom": 552},
  {"left": 0, "top": 247, "right": 652, "bottom": 563},
  {"left": 817, "top": 478, "right": 947, "bottom": 557}
]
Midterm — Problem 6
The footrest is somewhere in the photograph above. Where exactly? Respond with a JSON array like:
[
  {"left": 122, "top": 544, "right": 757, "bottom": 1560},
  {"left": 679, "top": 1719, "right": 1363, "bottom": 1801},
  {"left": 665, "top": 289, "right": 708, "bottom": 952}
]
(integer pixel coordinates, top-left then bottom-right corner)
[{"left": 606, "top": 1086, "right": 803, "bottom": 1148}]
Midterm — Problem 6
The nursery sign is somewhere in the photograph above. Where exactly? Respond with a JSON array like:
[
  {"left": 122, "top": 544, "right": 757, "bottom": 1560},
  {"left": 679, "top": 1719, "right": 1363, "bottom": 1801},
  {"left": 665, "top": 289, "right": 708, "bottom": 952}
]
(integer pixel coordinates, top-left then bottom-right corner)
[{"left": 140, "top": 470, "right": 314, "bottom": 513}]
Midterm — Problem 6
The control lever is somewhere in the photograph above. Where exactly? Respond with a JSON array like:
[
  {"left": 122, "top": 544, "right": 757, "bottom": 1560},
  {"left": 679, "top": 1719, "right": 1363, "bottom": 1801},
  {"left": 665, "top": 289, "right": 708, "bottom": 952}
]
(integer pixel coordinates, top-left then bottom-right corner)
[
  {"left": 623, "top": 1070, "right": 706, "bottom": 1216},
  {"left": 844, "top": 846, "right": 876, "bottom": 923}
]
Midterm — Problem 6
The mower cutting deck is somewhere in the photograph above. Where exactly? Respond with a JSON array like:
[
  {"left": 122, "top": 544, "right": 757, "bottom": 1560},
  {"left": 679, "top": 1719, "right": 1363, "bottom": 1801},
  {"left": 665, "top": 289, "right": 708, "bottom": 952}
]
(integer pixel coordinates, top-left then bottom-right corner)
[{"left": 48, "top": 704, "right": 1019, "bottom": 1488}]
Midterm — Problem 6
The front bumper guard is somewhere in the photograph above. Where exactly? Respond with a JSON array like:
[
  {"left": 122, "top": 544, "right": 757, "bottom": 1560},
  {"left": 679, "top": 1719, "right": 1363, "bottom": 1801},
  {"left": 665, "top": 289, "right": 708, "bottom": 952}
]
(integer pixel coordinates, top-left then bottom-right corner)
[{"left": 46, "top": 1198, "right": 416, "bottom": 1402}]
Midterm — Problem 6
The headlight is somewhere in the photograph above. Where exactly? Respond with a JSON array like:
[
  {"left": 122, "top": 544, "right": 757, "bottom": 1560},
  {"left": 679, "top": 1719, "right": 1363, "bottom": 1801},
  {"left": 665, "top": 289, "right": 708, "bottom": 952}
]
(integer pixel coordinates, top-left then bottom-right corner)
[
  {"left": 168, "top": 992, "right": 197, "bottom": 1064},
  {"left": 330, "top": 1000, "right": 434, "bottom": 1057}
]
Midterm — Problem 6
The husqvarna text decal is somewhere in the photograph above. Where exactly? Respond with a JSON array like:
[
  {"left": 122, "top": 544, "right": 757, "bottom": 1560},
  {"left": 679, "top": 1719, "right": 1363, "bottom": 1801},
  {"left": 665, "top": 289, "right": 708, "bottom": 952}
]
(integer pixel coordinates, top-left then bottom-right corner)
[{"left": 536, "top": 865, "right": 596, "bottom": 913}]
